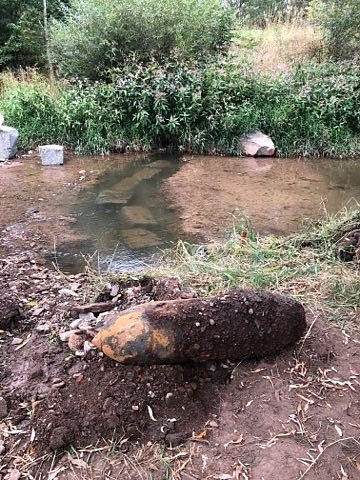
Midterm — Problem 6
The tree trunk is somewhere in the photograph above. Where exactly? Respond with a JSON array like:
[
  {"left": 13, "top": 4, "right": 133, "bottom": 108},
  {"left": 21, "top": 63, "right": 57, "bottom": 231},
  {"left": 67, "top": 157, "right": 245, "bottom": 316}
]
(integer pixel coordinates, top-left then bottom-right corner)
[{"left": 43, "top": 0, "right": 54, "bottom": 81}]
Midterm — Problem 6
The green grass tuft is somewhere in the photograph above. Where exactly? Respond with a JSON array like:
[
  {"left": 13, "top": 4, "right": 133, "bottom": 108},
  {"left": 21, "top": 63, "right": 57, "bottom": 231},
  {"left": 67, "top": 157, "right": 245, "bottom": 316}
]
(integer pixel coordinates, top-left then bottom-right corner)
[{"left": 158, "top": 208, "right": 360, "bottom": 329}]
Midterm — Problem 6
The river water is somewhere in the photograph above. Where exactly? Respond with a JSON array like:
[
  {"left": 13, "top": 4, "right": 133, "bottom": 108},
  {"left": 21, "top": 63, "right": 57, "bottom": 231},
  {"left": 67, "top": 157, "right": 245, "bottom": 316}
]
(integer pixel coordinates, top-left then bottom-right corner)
[{"left": 0, "top": 153, "right": 359, "bottom": 272}]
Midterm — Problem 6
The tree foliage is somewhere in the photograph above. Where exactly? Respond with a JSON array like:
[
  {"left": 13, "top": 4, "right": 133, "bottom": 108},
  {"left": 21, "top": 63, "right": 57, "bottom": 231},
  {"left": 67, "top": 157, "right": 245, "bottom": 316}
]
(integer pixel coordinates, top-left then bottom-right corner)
[
  {"left": 50, "top": 0, "right": 234, "bottom": 79},
  {"left": 0, "top": 0, "right": 67, "bottom": 70},
  {"left": 229, "top": 0, "right": 310, "bottom": 25},
  {"left": 309, "top": 0, "right": 360, "bottom": 60}
]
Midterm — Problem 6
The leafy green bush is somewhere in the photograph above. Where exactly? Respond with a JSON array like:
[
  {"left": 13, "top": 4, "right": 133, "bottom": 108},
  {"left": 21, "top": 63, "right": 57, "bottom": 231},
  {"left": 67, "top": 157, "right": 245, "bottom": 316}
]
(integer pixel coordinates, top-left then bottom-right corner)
[
  {"left": 1, "top": 59, "right": 359, "bottom": 156},
  {"left": 50, "top": 0, "right": 234, "bottom": 79},
  {"left": 308, "top": 0, "right": 360, "bottom": 59}
]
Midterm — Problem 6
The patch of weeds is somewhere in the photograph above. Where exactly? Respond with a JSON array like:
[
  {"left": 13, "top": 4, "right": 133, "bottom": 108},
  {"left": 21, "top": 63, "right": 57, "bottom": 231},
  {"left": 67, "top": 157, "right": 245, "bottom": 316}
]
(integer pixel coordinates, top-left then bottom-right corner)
[{"left": 158, "top": 208, "right": 360, "bottom": 331}]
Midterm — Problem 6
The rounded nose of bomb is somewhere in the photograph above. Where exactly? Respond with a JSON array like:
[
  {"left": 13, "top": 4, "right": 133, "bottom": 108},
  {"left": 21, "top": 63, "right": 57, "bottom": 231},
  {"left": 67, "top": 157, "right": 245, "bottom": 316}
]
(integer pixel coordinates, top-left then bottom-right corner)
[{"left": 92, "top": 307, "right": 175, "bottom": 364}]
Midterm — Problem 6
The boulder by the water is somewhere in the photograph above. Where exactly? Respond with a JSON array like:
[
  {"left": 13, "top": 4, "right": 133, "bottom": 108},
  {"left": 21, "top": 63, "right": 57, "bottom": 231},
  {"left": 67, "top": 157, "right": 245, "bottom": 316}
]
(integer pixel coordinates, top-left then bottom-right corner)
[
  {"left": 92, "top": 289, "right": 306, "bottom": 364},
  {"left": 0, "top": 125, "right": 19, "bottom": 160},
  {"left": 39, "top": 145, "right": 64, "bottom": 165},
  {"left": 241, "top": 131, "right": 275, "bottom": 157}
]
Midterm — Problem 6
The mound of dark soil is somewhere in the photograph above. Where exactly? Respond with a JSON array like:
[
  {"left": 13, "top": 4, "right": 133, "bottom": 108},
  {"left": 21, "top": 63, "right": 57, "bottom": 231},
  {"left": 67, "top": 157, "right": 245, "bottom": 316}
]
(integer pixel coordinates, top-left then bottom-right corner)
[{"left": 1, "top": 253, "right": 360, "bottom": 480}]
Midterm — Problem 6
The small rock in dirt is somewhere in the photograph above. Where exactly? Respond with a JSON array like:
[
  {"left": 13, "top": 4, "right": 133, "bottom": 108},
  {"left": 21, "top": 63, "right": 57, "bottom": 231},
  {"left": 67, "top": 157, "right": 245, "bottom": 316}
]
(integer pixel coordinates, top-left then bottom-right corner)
[
  {"left": 70, "top": 318, "right": 81, "bottom": 329},
  {"left": 68, "top": 332, "right": 84, "bottom": 352},
  {"left": 58, "top": 288, "right": 79, "bottom": 298},
  {"left": 0, "top": 439, "right": 5, "bottom": 455},
  {"left": 165, "top": 392, "right": 176, "bottom": 407},
  {"left": 59, "top": 330, "right": 77, "bottom": 342},
  {"left": 0, "top": 397, "right": 8, "bottom": 419},
  {"left": 110, "top": 284, "right": 120, "bottom": 297},
  {"left": 208, "top": 420, "right": 219, "bottom": 428},
  {"left": 35, "top": 323, "right": 51, "bottom": 333},
  {"left": 11, "top": 337, "right": 23, "bottom": 346},
  {"left": 4, "top": 469, "right": 21, "bottom": 480},
  {"left": 165, "top": 432, "right": 188, "bottom": 447},
  {"left": 49, "top": 426, "right": 74, "bottom": 450}
]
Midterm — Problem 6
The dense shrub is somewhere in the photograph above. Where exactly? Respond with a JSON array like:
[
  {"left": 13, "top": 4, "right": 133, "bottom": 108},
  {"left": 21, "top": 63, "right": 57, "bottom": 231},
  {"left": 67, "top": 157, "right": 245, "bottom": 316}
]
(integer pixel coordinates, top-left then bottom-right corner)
[
  {"left": 50, "top": 0, "right": 234, "bottom": 79},
  {"left": 308, "top": 0, "right": 360, "bottom": 60},
  {"left": 1, "top": 60, "right": 359, "bottom": 156}
]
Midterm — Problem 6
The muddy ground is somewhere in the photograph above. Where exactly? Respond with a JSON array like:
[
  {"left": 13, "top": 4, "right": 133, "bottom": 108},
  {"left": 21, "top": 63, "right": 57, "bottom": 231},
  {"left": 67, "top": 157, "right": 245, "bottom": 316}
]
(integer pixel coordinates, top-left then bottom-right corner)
[
  {"left": 1, "top": 251, "right": 359, "bottom": 479},
  {"left": 0, "top": 155, "right": 360, "bottom": 479}
]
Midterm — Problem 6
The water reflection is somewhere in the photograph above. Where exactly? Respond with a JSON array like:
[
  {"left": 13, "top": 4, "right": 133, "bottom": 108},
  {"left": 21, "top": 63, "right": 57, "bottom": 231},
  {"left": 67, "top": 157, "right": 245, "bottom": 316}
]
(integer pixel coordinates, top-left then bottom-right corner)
[{"left": 55, "top": 154, "right": 360, "bottom": 272}]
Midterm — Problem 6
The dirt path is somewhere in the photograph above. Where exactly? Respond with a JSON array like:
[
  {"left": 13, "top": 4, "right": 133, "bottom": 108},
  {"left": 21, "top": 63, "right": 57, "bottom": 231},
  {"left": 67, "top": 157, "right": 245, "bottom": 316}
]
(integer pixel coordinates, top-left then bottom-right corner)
[{"left": 1, "top": 253, "right": 359, "bottom": 479}]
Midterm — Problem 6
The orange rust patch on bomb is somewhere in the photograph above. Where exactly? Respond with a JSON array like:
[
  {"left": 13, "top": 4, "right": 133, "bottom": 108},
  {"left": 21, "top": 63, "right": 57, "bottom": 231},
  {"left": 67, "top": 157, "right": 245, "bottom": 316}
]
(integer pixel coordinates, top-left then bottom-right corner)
[
  {"left": 92, "top": 308, "right": 150, "bottom": 363},
  {"left": 147, "top": 328, "right": 174, "bottom": 360}
]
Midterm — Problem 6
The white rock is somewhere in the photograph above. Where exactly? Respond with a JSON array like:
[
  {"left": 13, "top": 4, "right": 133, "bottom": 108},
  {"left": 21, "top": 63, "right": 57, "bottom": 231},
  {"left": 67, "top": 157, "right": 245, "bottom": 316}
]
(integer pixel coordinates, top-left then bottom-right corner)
[
  {"left": 39, "top": 144, "right": 64, "bottom": 166},
  {"left": 240, "top": 131, "right": 275, "bottom": 157},
  {"left": 59, "top": 330, "right": 77, "bottom": 342},
  {"left": 35, "top": 323, "right": 51, "bottom": 333},
  {"left": 0, "top": 126, "right": 19, "bottom": 160},
  {"left": 58, "top": 288, "right": 79, "bottom": 297}
]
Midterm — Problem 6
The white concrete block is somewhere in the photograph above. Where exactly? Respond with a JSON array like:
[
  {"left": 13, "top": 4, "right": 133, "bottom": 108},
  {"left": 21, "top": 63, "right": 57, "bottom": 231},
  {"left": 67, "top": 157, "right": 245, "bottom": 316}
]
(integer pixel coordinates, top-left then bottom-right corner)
[
  {"left": 39, "top": 144, "right": 64, "bottom": 165},
  {"left": 0, "top": 126, "right": 19, "bottom": 160}
]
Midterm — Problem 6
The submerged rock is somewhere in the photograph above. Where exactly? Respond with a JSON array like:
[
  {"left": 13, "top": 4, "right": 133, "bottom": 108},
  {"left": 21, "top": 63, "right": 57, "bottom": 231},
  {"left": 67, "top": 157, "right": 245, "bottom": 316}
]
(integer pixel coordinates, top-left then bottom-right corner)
[
  {"left": 241, "top": 131, "right": 275, "bottom": 157},
  {"left": 120, "top": 206, "right": 157, "bottom": 225},
  {"left": 95, "top": 168, "right": 161, "bottom": 205},
  {"left": 121, "top": 228, "right": 163, "bottom": 249},
  {"left": 92, "top": 289, "right": 306, "bottom": 364}
]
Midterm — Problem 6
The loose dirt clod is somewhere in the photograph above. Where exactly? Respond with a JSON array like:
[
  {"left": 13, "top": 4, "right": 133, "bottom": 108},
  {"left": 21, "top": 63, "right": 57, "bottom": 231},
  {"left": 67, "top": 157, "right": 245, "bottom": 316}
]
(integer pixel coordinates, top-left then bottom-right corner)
[{"left": 92, "top": 290, "right": 306, "bottom": 364}]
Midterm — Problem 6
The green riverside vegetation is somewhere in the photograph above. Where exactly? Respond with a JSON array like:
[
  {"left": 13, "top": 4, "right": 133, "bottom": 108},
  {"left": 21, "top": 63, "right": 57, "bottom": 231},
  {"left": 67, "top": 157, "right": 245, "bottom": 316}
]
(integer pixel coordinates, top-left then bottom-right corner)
[
  {"left": 0, "top": 58, "right": 359, "bottom": 156},
  {"left": 0, "top": 0, "right": 360, "bottom": 157}
]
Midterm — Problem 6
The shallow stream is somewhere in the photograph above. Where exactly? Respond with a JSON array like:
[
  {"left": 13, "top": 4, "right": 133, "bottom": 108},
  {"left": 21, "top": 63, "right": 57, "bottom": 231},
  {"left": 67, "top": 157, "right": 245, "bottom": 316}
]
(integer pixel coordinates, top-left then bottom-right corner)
[{"left": 0, "top": 153, "right": 359, "bottom": 272}]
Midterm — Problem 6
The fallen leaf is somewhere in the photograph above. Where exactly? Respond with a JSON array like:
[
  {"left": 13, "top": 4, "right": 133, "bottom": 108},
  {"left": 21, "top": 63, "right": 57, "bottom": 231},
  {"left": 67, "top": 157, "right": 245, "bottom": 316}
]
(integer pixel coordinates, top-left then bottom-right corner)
[
  {"left": 147, "top": 405, "right": 157, "bottom": 422},
  {"left": 335, "top": 425, "right": 343, "bottom": 437},
  {"left": 224, "top": 434, "right": 244, "bottom": 449},
  {"left": 193, "top": 430, "right": 207, "bottom": 439}
]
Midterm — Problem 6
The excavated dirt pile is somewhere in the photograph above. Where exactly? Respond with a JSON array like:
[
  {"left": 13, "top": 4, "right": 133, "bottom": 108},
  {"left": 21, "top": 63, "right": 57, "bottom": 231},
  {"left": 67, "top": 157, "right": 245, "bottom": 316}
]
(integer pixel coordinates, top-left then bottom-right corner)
[{"left": 1, "top": 252, "right": 360, "bottom": 480}]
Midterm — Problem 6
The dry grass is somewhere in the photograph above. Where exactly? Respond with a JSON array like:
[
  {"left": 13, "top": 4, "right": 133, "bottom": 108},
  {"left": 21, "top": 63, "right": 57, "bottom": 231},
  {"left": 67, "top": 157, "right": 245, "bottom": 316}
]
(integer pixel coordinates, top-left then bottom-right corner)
[
  {"left": 230, "top": 22, "right": 324, "bottom": 74},
  {"left": 5, "top": 441, "right": 192, "bottom": 480}
]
